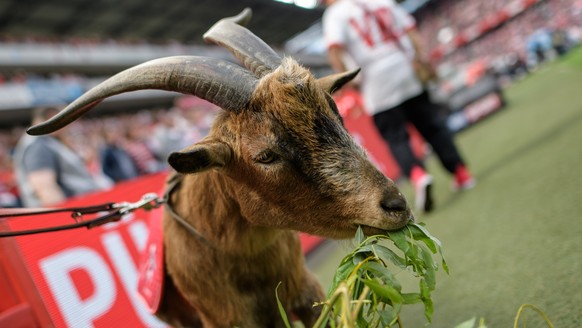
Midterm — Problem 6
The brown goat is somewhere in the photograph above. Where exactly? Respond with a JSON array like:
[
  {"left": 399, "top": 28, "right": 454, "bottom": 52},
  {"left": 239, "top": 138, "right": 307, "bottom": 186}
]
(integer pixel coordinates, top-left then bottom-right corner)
[{"left": 27, "top": 9, "right": 413, "bottom": 328}]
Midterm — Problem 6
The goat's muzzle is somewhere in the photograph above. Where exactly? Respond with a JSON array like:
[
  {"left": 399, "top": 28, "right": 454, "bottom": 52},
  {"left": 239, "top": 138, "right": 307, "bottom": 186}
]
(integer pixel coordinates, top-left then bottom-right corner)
[{"left": 354, "top": 189, "right": 413, "bottom": 235}]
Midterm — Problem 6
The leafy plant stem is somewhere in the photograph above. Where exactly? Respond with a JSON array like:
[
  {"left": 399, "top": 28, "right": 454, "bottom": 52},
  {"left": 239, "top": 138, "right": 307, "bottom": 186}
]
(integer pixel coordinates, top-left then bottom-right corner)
[
  {"left": 313, "top": 283, "right": 352, "bottom": 328},
  {"left": 351, "top": 285, "right": 370, "bottom": 320},
  {"left": 397, "top": 316, "right": 403, "bottom": 328},
  {"left": 275, "top": 282, "right": 292, "bottom": 328},
  {"left": 513, "top": 304, "right": 555, "bottom": 328}
]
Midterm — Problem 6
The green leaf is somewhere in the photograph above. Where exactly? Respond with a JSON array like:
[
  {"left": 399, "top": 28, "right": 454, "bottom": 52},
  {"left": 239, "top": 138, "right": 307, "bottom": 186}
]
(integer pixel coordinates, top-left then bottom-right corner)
[
  {"left": 362, "top": 278, "right": 404, "bottom": 305},
  {"left": 419, "top": 245, "right": 437, "bottom": 290},
  {"left": 275, "top": 282, "right": 292, "bottom": 328},
  {"left": 419, "top": 278, "right": 434, "bottom": 323},
  {"left": 387, "top": 230, "right": 410, "bottom": 254},
  {"left": 352, "top": 278, "right": 367, "bottom": 301},
  {"left": 401, "top": 292, "right": 422, "bottom": 304},
  {"left": 328, "top": 256, "right": 356, "bottom": 298},
  {"left": 355, "top": 226, "right": 365, "bottom": 245},
  {"left": 409, "top": 223, "right": 442, "bottom": 248},
  {"left": 361, "top": 261, "right": 402, "bottom": 292},
  {"left": 371, "top": 244, "right": 407, "bottom": 269},
  {"left": 353, "top": 251, "right": 371, "bottom": 265},
  {"left": 356, "top": 314, "right": 369, "bottom": 328},
  {"left": 454, "top": 317, "right": 477, "bottom": 328},
  {"left": 442, "top": 257, "right": 450, "bottom": 274},
  {"left": 378, "top": 308, "right": 399, "bottom": 327},
  {"left": 408, "top": 225, "right": 438, "bottom": 253},
  {"left": 409, "top": 223, "right": 449, "bottom": 274}
]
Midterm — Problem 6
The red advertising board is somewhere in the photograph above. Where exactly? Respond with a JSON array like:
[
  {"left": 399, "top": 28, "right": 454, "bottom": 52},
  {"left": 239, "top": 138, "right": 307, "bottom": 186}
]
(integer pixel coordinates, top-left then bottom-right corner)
[{"left": 4, "top": 173, "right": 170, "bottom": 328}]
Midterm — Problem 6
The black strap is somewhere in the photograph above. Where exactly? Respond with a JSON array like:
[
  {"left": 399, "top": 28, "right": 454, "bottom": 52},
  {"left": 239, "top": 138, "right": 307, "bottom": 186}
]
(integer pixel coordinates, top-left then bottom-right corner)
[
  {"left": 0, "top": 175, "right": 208, "bottom": 240},
  {"left": 0, "top": 203, "right": 115, "bottom": 218},
  {"left": 0, "top": 210, "right": 124, "bottom": 237},
  {"left": 0, "top": 194, "right": 163, "bottom": 238},
  {"left": 163, "top": 174, "right": 213, "bottom": 248},
  {"left": 0, "top": 207, "right": 123, "bottom": 238}
]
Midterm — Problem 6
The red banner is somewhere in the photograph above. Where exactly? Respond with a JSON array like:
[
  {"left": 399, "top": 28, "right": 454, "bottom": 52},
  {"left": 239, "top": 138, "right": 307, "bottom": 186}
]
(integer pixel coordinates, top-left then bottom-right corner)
[{"left": 6, "top": 173, "right": 169, "bottom": 327}]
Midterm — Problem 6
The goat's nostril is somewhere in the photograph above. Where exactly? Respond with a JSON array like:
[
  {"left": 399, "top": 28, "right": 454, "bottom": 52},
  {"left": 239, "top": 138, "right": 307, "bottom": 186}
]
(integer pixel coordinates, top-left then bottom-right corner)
[{"left": 381, "top": 196, "right": 407, "bottom": 212}]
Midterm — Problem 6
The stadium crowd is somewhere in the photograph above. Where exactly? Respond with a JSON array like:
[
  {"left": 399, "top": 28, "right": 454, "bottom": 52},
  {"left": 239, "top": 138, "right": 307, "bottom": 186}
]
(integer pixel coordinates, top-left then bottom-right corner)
[
  {"left": 0, "top": 99, "right": 217, "bottom": 207},
  {"left": 416, "top": 0, "right": 582, "bottom": 66}
]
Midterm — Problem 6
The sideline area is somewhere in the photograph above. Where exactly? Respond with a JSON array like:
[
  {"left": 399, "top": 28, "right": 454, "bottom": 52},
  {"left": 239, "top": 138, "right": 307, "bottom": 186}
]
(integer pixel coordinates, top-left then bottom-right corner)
[{"left": 309, "top": 47, "right": 582, "bottom": 327}]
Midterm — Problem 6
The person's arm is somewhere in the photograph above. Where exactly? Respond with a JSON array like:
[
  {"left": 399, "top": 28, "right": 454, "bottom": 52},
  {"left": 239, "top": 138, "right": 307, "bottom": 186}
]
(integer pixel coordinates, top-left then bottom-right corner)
[
  {"left": 327, "top": 45, "right": 348, "bottom": 73},
  {"left": 406, "top": 27, "right": 437, "bottom": 82},
  {"left": 406, "top": 28, "right": 428, "bottom": 63},
  {"left": 327, "top": 45, "right": 360, "bottom": 90},
  {"left": 27, "top": 169, "right": 67, "bottom": 206},
  {"left": 322, "top": 6, "right": 351, "bottom": 75}
]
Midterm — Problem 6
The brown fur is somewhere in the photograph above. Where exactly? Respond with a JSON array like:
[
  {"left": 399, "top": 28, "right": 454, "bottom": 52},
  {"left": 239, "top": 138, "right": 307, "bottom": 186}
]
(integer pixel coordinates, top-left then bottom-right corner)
[{"left": 158, "top": 58, "right": 413, "bottom": 327}]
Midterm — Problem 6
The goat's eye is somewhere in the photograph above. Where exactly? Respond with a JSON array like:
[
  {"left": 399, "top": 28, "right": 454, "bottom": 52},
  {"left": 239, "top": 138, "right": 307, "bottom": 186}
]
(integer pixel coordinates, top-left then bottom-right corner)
[{"left": 255, "top": 150, "right": 279, "bottom": 164}]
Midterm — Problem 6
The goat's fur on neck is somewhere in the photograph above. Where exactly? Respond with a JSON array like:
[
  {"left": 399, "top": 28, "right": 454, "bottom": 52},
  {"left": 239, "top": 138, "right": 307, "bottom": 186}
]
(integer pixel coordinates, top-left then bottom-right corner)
[{"left": 161, "top": 171, "right": 324, "bottom": 327}]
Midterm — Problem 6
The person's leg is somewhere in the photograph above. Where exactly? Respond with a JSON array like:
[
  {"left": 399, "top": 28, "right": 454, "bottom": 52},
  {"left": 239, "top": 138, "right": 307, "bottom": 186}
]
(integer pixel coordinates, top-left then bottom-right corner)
[
  {"left": 373, "top": 107, "right": 434, "bottom": 212},
  {"left": 403, "top": 91, "right": 464, "bottom": 173},
  {"left": 404, "top": 91, "right": 475, "bottom": 189},
  {"left": 372, "top": 106, "right": 423, "bottom": 178}
]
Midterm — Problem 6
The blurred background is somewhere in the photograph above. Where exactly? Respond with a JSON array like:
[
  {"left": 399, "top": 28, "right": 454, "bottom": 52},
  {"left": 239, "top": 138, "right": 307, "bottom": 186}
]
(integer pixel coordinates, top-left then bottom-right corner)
[{"left": 0, "top": 0, "right": 581, "bottom": 327}]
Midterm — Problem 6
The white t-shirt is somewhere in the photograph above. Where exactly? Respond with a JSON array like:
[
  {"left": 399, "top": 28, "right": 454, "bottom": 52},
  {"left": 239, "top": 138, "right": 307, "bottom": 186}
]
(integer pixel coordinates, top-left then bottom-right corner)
[{"left": 323, "top": 0, "right": 424, "bottom": 114}]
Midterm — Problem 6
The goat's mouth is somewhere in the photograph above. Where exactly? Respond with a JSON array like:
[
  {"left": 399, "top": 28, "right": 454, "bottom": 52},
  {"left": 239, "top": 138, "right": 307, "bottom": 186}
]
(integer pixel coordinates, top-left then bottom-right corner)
[
  {"left": 357, "top": 225, "right": 389, "bottom": 237},
  {"left": 355, "top": 213, "right": 414, "bottom": 237}
]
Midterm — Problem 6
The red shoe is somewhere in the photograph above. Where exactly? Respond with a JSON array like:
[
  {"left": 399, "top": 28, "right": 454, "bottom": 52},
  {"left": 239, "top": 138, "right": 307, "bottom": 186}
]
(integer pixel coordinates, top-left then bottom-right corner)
[{"left": 453, "top": 164, "right": 476, "bottom": 191}]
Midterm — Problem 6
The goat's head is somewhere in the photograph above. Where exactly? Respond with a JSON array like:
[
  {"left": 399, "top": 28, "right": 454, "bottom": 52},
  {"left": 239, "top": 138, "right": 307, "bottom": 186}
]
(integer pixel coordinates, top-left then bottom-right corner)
[{"left": 27, "top": 8, "right": 413, "bottom": 238}]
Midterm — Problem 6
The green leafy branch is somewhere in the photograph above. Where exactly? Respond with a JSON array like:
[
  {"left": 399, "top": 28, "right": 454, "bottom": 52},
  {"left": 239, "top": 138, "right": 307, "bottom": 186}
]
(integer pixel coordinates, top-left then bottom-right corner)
[
  {"left": 311, "top": 222, "right": 448, "bottom": 327},
  {"left": 277, "top": 222, "right": 556, "bottom": 328}
]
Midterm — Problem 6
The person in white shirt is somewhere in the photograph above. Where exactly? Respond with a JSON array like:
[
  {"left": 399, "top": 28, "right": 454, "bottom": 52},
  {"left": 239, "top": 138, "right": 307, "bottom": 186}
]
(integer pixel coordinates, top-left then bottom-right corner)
[{"left": 322, "top": 0, "right": 475, "bottom": 212}]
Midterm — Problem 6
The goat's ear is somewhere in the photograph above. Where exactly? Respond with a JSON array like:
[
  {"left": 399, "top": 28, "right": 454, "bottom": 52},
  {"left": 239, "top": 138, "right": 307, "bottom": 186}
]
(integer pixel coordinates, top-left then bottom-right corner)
[
  {"left": 317, "top": 68, "right": 360, "bottom": 94},
  {"left": 168, "top": 141, "right": 232, "bottom": 174}
]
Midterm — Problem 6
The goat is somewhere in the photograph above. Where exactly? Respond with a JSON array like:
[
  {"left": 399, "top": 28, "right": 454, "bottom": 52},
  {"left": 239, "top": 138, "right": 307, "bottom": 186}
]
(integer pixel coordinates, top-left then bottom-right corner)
[{"left": 27, "top": 9, "right": 413, "bottom": 328}]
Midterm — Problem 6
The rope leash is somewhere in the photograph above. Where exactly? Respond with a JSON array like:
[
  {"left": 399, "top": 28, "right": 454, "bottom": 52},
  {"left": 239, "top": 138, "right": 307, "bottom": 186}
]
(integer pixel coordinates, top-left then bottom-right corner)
[{"left": 0, "top": 193, "right": 164, "bottom": 238}]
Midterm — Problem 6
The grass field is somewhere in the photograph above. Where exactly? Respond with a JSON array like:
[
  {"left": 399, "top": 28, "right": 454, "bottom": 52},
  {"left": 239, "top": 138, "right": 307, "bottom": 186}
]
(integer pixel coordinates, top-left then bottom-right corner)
[{"left": 308, "top": 47, "right": 582, "bottom": 327}]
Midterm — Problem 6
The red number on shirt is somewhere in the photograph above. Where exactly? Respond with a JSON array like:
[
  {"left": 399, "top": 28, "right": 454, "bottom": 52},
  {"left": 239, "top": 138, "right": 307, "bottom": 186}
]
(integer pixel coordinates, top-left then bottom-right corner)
[{"left": 349, "top": 7, "right": 399, "bottom": 48}]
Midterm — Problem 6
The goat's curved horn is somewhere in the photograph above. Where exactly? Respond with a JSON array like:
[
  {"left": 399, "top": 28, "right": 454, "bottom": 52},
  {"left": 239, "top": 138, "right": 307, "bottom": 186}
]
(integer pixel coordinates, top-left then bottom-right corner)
[
  {"left": 203, "top": 8, "right": 281, "bottom": 78},
  {"left": 27, "top": 56, "right": 257, "bottom": 135}
]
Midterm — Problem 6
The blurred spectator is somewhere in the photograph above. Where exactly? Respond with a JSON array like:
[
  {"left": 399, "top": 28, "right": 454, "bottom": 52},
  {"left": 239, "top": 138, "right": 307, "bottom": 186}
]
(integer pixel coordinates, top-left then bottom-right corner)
[
  {"left": 552, "top": 27, "right": 571, "bottom": 56},
  {"left": 150, "top": 108, "right": 192, "bottom": 162},
  {"left": 100, "top": 124, "right": 140, "bottom": 182},
  {"left": 0, "top": 144, "right": 20, "bottom": 207},
  {"left": 122, "top": 117, "right": 164, "bottom": 175},
  {"left": 12, "top": 107, "right": 106, "bottom": 207}
]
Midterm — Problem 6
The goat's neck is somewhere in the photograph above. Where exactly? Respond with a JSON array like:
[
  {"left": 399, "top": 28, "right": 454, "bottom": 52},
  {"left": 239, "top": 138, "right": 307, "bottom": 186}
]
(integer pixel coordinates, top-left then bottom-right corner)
[{"left": 169, "top": 172, "right": 283, "bottom": 255}]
